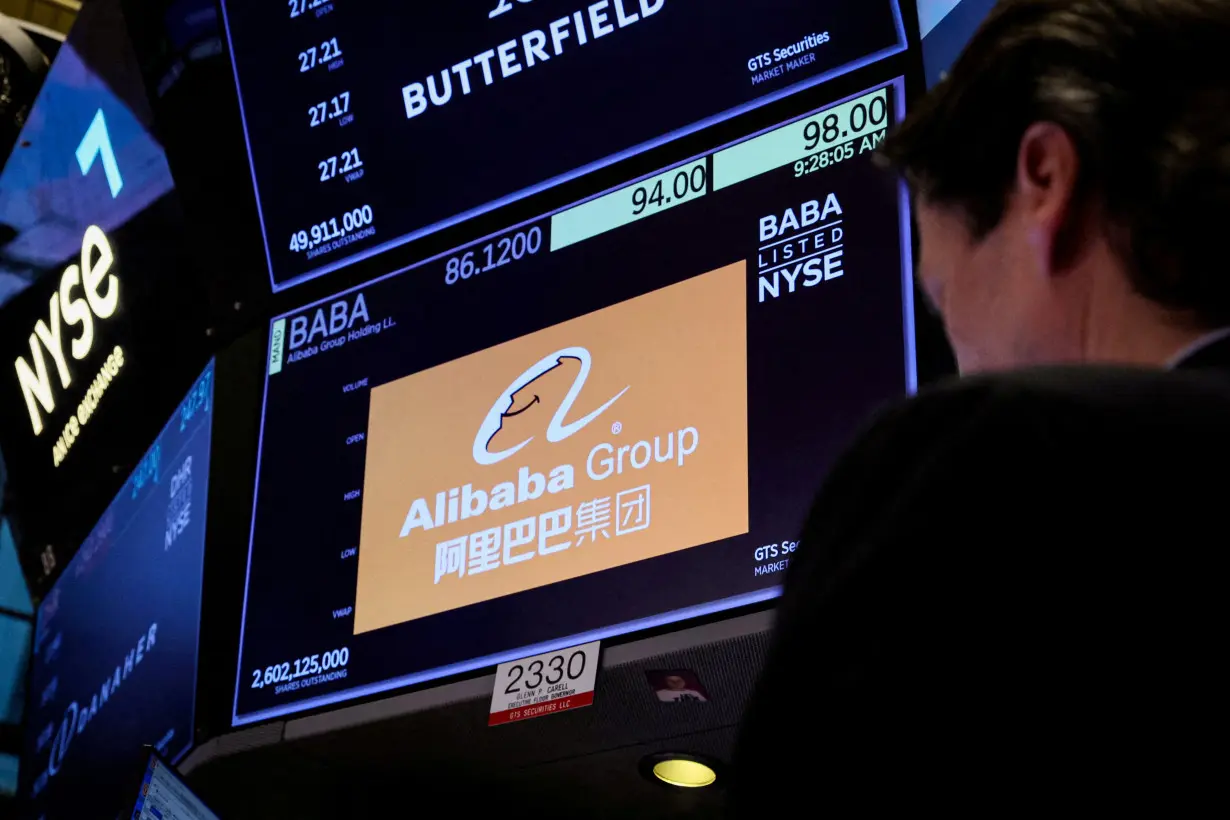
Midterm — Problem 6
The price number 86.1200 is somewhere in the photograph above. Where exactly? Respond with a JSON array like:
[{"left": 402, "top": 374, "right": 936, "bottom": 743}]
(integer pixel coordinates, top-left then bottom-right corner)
[
  {"left": 504, "top": 648, "right": 588, "bottom": 694},
  {"left": 445, "top": 226, "right": 543, "bottom": 284}
]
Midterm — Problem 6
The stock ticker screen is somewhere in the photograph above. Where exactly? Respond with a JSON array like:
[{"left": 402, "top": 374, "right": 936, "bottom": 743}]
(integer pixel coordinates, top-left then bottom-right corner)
[
  {"left": 217, "top": 0, "right": 908, "bottom": 289},
  {"left": 233, "top": 77, "right": 915, "bottom": 725},
  {"left": 21, "top": 362, "right": 214, "bottom": 819}
]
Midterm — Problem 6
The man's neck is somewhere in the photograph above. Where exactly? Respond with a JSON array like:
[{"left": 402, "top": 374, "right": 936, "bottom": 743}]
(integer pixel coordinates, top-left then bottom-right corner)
[
  {"left": 1085, "top": 322, "right": 1212, "bottom": 367},
  {"left": 1081, "top": 280, "right": 1212, "bottom": 367}
]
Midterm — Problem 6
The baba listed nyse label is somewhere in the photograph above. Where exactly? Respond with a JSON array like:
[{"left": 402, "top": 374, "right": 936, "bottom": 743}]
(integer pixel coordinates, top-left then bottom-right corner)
[{"left": 354, "top": 263, "right": 750, "bottom": 632}]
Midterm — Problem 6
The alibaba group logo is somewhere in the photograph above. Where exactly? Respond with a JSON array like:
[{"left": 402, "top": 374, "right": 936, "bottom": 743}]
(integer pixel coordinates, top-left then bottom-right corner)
[{"left": 473, "top": 346, "right": 629, "bottom": 466}]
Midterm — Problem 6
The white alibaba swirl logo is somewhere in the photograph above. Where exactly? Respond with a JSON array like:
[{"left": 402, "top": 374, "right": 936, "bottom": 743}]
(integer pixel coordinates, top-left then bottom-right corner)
[{"left": 473, "top": 347, "right": 629, "bottom": 466}]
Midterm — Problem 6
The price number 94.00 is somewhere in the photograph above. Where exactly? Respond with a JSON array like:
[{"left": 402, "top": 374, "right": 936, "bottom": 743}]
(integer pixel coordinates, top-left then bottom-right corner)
[
  {"left": 504, "top": 648, "right": 588, "bottom": 694},
  {"left": 802, "top": 92, "right": 889, "bottom": 152},
  {"left": 632, "top": 164, "right": 707, "bottom": 216}
]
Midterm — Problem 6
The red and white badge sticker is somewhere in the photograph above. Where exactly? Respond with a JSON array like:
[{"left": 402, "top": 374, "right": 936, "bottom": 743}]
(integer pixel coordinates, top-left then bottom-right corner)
[{"left": 489, "top": 641, "right": 600, "bottom": 726}]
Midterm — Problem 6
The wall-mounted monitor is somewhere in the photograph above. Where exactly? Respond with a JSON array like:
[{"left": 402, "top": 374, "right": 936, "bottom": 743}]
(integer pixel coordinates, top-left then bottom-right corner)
[
  {"left": 20, "top": 361, "right": 215, "bottom": 819},
  {"left": 217, "top": 0, "right": 909, "bottom": 290},
  {"left": 233, "top": 74, "right": 914, "bottom": 726}
]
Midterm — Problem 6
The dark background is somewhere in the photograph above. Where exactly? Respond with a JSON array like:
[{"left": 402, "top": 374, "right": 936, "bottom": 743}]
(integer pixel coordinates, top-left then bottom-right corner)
[
  {"left": 235, "top": 78, "right": 911, "bottom": 724},
  {"left": 220, "top": 0, "right": 905, "bottom": 288}
]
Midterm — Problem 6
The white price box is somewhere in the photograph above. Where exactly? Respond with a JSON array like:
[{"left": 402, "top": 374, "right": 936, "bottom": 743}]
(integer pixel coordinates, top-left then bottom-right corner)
[{"left": 489, "top": 641, "right": 600, "bottom": 726}]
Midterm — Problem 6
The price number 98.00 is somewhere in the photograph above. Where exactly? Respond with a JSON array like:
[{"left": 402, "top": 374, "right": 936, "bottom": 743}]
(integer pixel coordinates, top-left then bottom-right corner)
[{"left": 802, "top": 91, "right": 889, "bottom": 152}]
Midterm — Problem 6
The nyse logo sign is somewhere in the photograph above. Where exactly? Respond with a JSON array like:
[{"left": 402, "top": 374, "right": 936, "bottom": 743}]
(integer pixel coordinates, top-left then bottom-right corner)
[
  {"left": 10, "top": 109, "right": 128, "bottom": 467},
  {"left": 14, "top": 226, "right": 119, "bottom": 436}
]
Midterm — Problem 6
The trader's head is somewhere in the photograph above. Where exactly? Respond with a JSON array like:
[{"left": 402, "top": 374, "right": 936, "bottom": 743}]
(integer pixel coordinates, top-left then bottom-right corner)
[{"left": 880, "top": 0, "right": 1230, "bottom": 374}]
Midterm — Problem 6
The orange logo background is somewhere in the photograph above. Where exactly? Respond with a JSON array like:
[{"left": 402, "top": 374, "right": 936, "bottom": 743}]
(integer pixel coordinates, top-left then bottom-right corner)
[{"left": 354, "top": 262, "right": 749, "bottom": 633}]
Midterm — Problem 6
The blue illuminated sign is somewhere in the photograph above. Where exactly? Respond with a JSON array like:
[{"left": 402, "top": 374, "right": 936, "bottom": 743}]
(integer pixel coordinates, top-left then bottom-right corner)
[{"left": 21, "top": 361, "right": 214, "bottom": 819}]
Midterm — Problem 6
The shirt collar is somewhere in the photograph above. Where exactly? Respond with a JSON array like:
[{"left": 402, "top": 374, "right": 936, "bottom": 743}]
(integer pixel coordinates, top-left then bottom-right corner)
[{"left": 1166, "top": 327, "right": 1230, "bottom": 370}]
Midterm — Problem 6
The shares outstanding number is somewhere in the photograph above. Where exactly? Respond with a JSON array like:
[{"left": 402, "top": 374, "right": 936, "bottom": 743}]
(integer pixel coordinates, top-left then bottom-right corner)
[
  {"left": 250, "top": 647, "right": 349, "bottom": 689},
  {"left": 503, "top": 649, "right": 588, "bottom": 694},
  {"left": 445, "top": 226, "right": 543, "bottom": 285},
  {"left": 289, "top": 205, "right": 374, "bottom": 253}
]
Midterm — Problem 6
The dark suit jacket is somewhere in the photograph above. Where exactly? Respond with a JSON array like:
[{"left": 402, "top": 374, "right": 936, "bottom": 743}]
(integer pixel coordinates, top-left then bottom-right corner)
[{"left": 733, "top": 338, "right": 1230, "bottom": 812}]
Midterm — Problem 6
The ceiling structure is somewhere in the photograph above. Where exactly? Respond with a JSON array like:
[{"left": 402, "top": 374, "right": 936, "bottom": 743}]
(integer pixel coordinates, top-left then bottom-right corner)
[{"left": 0, "top": 0, "right": 76, "bottom": 36}]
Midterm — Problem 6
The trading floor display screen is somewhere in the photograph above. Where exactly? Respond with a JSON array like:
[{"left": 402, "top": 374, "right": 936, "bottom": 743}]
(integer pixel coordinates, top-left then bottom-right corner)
[
  {"left": 217, "top": 0, "right": 907, "bottom": 289},
  {"left": 21, "top": 362, "right": 214, "bottom": 818},
  {"left": 234, "top": 77, "right": 914, "bottom": 725}
]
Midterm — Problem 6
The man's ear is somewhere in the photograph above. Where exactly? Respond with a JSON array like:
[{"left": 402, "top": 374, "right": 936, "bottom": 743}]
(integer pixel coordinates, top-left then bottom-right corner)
[{"left": 1017, "top": 122, "right": 1085, "bottom": 276}]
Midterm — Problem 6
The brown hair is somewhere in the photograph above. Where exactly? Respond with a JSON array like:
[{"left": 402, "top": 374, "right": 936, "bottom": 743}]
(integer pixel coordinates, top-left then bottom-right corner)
[{"left": 881, "top": 0, "right": 1230, "bottom": 325}]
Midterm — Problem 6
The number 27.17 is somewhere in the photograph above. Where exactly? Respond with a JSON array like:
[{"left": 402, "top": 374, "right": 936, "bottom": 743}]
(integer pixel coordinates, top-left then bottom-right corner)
[{"left": 309, "top": 92, "right": 350, "bottom": 127}]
